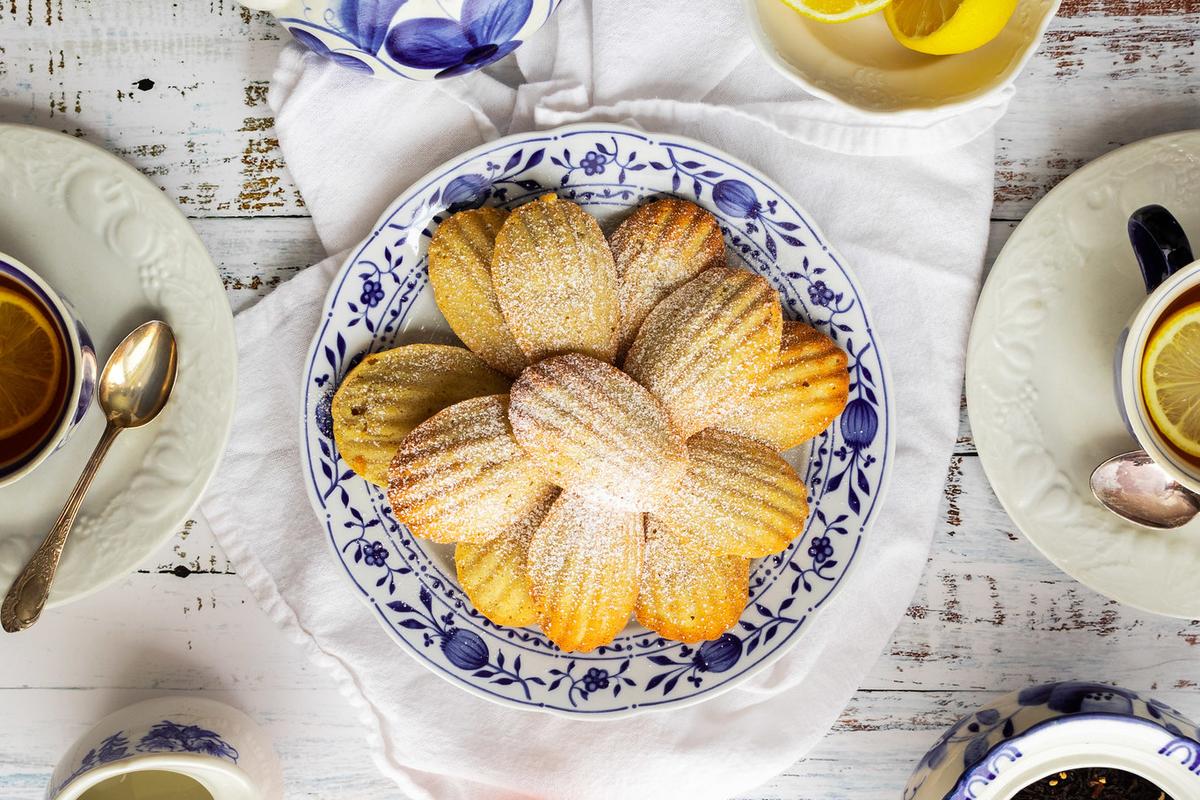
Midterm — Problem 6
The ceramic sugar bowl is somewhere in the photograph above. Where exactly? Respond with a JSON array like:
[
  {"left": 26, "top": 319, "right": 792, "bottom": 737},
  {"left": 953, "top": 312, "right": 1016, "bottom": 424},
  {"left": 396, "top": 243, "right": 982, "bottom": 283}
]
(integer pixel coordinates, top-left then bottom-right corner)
[
  {"left": 905, "top": 682, "right": 1200, "bottom": 799},
  {"left": 239, "top": 0, "right": 563, "bottom": 79},
  {"left": 48, "top": 697, "right": 282, "bottom": 800}
]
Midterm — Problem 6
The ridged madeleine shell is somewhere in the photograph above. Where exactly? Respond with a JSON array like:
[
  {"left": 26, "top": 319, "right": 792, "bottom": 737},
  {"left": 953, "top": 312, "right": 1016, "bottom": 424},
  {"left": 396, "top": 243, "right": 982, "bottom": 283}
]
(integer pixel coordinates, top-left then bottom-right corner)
[
  {"left": 455, "top": 491, "right": 556, "bottom": 627},
  {"left": 718, "top": 322, "right": 849, "bottom": 450},
  {"left": 636, "top": 517, "right": 749, "bottom": 644},
  {"left": 508, "top": 353, "right": 687, "bottom": 511},
  {"left": 623, "top": 267, "right": 783, "bottom": 436},
  {"left": 492, "top": 194, "right": 620, "bottom": 364},
  {"left": 610, "top": 198, "right": 726, "bottom": 357},
  {"left": 527, "top": 491, "right": 643, "bottom": 652},
  {"left": 387, "top": 395, "right": 557, "bottom": 544},
  {"left": 428, "top": 207, "right": 528, "bottom": 377},
  {"left": 332, "top": 345, "right": 510, "bottom": 487},
  {"left": 658, "top": 428, "right": 808, "bottom": 557}
]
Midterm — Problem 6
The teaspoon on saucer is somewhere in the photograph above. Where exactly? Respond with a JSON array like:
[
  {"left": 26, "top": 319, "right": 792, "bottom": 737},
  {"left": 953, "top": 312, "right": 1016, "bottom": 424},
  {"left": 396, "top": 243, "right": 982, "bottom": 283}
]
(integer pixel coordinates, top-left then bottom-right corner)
[
  {"left": 1090, "top": 449, "right": 1200, "bottom": 530},
  {"left": 1, "top": 320, "right": 178, "bottom": 632}
]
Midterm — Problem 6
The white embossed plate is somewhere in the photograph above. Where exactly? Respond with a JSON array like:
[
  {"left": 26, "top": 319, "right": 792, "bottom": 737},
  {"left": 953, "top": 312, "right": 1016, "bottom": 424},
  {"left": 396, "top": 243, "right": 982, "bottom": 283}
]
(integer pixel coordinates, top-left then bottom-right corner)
[
  {"left": 0, "top": 125, "right": 236, "bottom": 607},
  {"left": 300, "top": 124, "right": 893, "bottom": 717},
  {"left": 967, "top": 130, "right": 1200, "bottom": 617}
]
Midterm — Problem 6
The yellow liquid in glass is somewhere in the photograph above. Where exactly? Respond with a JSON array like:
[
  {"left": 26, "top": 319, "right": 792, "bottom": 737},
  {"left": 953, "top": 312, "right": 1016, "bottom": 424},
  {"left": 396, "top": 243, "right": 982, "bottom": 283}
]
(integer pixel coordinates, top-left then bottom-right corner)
[{"left": 78, "top": 770, "right": 213, "bottom": 800}]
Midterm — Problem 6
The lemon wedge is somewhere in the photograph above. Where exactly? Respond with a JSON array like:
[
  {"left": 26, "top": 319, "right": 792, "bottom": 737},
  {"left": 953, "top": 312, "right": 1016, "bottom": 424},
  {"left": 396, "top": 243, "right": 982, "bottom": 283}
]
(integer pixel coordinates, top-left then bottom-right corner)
[
  {"left": 1143, "top": 302, "right": 1200, "bottom": 458},
  {"left": 779, "top": 0, "right": 892, "bottom": 24},
  {"left": 885, "top": 0, "right": 1018, "bottom": 55},
  {"left": 0, "top": 285, "right": 63, "bottom": 439}
]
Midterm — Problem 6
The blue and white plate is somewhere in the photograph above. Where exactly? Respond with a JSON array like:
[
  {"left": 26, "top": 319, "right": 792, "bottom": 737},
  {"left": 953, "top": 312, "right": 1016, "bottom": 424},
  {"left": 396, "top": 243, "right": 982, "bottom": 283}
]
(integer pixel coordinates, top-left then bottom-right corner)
[{"left": 300, "top": 124, "right": 893, "bottom": 718}]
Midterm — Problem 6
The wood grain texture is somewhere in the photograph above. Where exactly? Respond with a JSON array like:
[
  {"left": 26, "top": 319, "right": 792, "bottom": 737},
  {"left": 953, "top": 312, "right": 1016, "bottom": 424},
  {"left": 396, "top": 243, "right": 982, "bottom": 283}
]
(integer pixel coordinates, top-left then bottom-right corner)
[
  {"left": 0, "top": 2, "right": 1195, "bottom": 223},
  {"left": 1, "top": 0, "right": 1199, "bottom": 797},
  {"left": 0, "top": 1, "right": 299, "bottom": 216}
]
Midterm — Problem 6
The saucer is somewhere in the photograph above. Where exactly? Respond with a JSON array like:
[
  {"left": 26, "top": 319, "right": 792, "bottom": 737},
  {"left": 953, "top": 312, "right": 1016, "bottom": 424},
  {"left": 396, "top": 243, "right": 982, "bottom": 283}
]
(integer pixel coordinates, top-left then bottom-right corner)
[
  {"left": 967, "top": 130, "right": 1200, "bottom": 618},
  {"left": 0, "top": 125, "right": 236, "bottom": 607},
  {"left": 743, "top": 0, "right": 1059, "bottom": 115}
]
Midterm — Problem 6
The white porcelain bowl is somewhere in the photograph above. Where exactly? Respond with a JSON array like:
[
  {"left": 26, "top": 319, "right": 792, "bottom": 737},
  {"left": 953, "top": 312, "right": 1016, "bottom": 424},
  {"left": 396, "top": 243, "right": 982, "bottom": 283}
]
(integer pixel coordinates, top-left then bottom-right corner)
[
  {"left": 48, "top": 697, "right": 282, "bottom": 800},
  {"left": 743, "top": 0, "right": 1061, "bottom": 116}
]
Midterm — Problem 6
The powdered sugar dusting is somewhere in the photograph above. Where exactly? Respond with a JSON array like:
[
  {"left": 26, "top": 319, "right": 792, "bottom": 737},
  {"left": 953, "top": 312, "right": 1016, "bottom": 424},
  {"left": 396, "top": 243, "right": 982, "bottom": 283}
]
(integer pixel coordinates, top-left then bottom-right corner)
[
  {"left": 388, "top": 394, "right": 557, "bottom": 544},
  {"left": 492, "top": 194, "right": 620, "bottom": 364},
  {"left": 659, "top": 428, "right": 808, "bottom": 558},
  {"left": 623, "top": 267, "right": 783, "bottom": 435},
  {"left": 717, "top": 321, "right": 849, "bottom": 450},
  {"left": 332, "top": 343, "right": 510, "bottom": 487},
  {"left": 526, "top": 490, "right": 643, "bottom": 652},
  {"left": 610, "top": 198, "right": 727, "bottom": 357},
  {"left": 508, "top": 353, "right": 687, "bottom": 511},
  {"left": 636, "top": 515, "right": 749, "bottom": 643}
]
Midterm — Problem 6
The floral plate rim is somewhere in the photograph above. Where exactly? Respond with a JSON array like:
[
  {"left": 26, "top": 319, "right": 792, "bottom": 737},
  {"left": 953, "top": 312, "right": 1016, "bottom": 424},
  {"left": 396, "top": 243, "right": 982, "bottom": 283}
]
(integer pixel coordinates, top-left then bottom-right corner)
[{"left": 299, "top": 122, "right": 895, "bottom": 718}]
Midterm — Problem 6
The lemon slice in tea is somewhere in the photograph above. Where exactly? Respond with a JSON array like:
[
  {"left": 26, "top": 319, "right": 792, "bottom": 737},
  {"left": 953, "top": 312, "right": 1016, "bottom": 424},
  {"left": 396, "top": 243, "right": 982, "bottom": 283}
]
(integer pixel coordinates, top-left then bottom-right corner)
[
  {"left": 885, "top": 0, "right": 1018, "bottom": 55},
  {"left": 779, "top": 0, "right": 891, "bottom": 24},
  {"left": 0, "top": 285, "right": 63, "bottom": 439},
  {"left": 1143, "top": 301, "right": 1200, "bottom": 458}
]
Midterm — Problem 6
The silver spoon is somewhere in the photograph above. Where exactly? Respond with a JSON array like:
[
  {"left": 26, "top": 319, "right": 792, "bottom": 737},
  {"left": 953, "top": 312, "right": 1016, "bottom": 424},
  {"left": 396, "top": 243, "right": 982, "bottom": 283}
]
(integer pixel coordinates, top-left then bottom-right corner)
[
  {"left": 1, "top": 320, "right": 178, "bottom": 632},
  {"left": 1090, "top": 449, "right": 1200, "bottom": 530}
]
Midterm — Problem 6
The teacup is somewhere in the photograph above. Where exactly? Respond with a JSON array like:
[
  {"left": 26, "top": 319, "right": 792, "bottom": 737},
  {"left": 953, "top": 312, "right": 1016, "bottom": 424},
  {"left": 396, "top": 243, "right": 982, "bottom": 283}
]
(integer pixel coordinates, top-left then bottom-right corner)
[
  {"left": 1115, "top": 205, "right": 1199, "bottom": 492},
  {"left": 238, "top": 0, "right": 563, "bottom": 80},
  {"left": 904, "top": 681, "right": 1200, "bottom": 800},
  {"left": 48, "top": 697, "right": 282, "bottom": 800},
  {"left": 0, "top": 252, "right": 96, "bottom": 488}
]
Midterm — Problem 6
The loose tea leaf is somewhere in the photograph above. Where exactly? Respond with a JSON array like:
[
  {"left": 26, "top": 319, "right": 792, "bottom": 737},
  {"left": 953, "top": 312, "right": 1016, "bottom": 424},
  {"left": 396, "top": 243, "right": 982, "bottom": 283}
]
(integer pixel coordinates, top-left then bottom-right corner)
[{"left": 1012, "top": 767, "right": 1171, "bottom": 800}]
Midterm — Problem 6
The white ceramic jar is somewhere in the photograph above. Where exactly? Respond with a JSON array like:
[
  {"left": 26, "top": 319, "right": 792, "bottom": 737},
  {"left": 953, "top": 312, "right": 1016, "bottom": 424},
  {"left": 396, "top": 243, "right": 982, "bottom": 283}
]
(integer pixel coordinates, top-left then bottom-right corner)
[
  {"left": 238, "top": 0, "right": 562, "bottom": 80},
  {"left": 905, "top": 682, "right": 1200, "bottom": 799},
  {"left": 48, "top": 697, "right": 282, "bottom": 800}
]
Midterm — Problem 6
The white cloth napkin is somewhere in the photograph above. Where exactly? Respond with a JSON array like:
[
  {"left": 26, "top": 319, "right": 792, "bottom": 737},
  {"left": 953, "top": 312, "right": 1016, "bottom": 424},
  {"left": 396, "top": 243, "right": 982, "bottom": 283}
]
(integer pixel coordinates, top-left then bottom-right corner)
[{"left": 201, "top": 3, "right": 998, "bottom": 798}]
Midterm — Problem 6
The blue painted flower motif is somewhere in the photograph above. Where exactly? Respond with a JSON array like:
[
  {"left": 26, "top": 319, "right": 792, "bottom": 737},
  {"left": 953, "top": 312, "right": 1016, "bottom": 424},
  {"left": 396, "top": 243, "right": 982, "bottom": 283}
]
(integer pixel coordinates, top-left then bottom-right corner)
[
  {"left": 288, "top": 28, "right": 374, "bottom": 74},
  {"left": 694, "top": 634, "right": 742, "bottom": 673},
  {"left": 808, "top": 280, "right": 835, "bottom": 307},
  {"left": 442, "top": 173, "right": 492, "bottom": 210},
  {"left": 712, "top": 179, "right": 762, "bottom": 220},
  {"left": 582, "top": 668, "right": 610, "bottom": 692},
  {"left": 579, "top": 151, "right": 607, "bottom": 176},
  {"left": 337, "top": 0, "right": 407, "bottom": 53},
  {"left": 52, "top": 733, "right": 132, "bottom": 795},
  {"left": 362, "top": 540, "right": 389, "bottom": 567},
  {"left": 807, "top": 536, "right": 834, "bottom": 564},
  {"left": 841, "top": 398, "right": 878, "bottom": 450},
  {"left": 386, "top": 0, "right": 533, "bottom": 78},
  {"left": 137, "top": 721, "right": 239, "bottom": 763},
  {"left": 96, "top": 733, "right": 129, "bottom": 763},
  {"left": 1017, "top": 682, "right": 1137, "bottom": 715},
  {"left": 916, "top": 706, "right": 1016, "bottom": 779},
  {"left": 314, "top": 387, "right": 335, "bottom": 438},
  {"left": 360, "top": 279, "right": 386, "bottom": 307},
  {"left": 442, "top": 627, "right": 489, "bottom": 670}
]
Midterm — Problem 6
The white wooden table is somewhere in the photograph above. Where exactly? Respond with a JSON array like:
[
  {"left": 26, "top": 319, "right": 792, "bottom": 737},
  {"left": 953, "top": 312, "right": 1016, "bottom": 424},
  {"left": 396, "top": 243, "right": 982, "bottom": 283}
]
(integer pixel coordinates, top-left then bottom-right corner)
[{"left": 1, "top": 3, "right": 1199, "bottom": 798}]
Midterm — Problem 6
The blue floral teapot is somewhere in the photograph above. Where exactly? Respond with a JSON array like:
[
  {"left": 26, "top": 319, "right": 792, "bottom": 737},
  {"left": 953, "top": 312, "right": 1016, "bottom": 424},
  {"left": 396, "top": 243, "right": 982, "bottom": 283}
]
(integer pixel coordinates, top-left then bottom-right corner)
[{"left": 239, "top": 0, "right": 562, "bottom": 79}]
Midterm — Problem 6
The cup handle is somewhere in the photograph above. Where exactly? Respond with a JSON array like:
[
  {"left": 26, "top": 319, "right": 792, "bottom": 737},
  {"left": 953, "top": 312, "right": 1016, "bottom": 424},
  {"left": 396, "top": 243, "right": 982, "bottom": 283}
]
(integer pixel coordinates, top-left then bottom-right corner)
[{"left": 1129, "top": 205, "right": 1194, "bottom": 294}]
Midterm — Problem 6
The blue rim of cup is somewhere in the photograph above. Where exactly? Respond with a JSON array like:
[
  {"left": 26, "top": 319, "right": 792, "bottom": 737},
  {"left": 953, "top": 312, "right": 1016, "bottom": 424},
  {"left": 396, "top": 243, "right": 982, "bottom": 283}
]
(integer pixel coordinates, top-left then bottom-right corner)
[{"left": 0, "top": 253, "right": 84, "bottom": 483}]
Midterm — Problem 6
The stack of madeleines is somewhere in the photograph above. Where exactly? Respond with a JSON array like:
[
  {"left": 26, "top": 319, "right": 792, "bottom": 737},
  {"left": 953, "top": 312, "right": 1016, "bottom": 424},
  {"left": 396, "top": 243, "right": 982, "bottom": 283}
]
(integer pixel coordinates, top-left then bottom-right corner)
[{"left": 331, "top": 194, "right": 850, "bottom": 652}]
